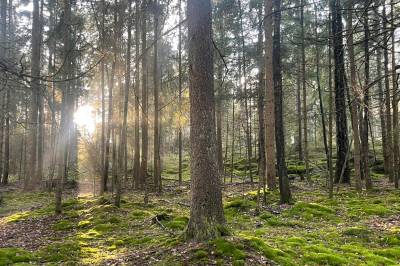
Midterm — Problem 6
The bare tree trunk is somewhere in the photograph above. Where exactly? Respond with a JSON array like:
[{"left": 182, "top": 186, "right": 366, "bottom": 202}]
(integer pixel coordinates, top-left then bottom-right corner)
[
  {"left": 273, "top": 0, "right": 291, "bottom": 203},
  {"left": 264, "top": 0, "right": 276, "bottom": 190},
  {"left": 0, "top": 0, "right": 6, "bottom": 185},
  {"left": 346, "top": 0, "right": 362, "bottom": 192},
  {"left": 256, "top": 4, "right": 266, "bottom": 201},
  {"left": 300, "top": 0, "right": 309, "bottom": 179},
  {"left": 314, "top": 2, "right": 330, "bottom": 192},
  {"left": 376, "top": 21, "right": 387, "bottom": 178},
  {"left": 363, "top": 4, "right": 372, "bottom": 189},
  {"left": 27, "top": 0, "right": 41, "bottom": 190},
  {"left": 238, "top": 0, "right": 253, "bottom": 184},
  {"left": 133, "top": 0, "right": 141, "bottom": 189},
  {"left": 230, "top": 96, "right": 235, "bottom": 183},
  {"left": 2, "top": 84, "right": 9, "bottom": 185},
  {"left": 56, "top": 0, "right": 72, "bottom": 214},
  {"left": 331, "top": 0, "right": 349, "bottom": 183},
  {"left": 391, "top": 0, "right": 398, "bottom": 188},
  {"left": 120, "top": 0, "right": 132, "bottom": 195},
  {"left": 140, "top": 0, "right": 148, "bottom": 193},
  {"left": 186, "top": 0, "right": 225, "bottom": 241},
  {"left": 383, "top": 3, "right": 393, "bottom": 182},
  {"left": 178, "top": 0, "right": 183, "bottom": 185},
  {"left": 153, "top": 0, "right": 161, "bottom": 193}
]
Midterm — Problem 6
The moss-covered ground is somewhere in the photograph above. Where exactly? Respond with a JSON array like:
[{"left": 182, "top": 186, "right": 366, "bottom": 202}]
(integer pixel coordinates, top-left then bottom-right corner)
[{"left": 1, "top": 159, "right": 399, "bottom": 265}]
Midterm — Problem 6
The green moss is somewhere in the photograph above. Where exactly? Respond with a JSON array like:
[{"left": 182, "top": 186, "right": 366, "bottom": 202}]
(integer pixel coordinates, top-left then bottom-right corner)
[
  {"left": 288, "top": 202, "right": 335, "bottom": 221},
  {"left": 212, "top": 238, "right": 246, "bottom": 261},
  {"left": 374, "top": 247, "right": 400, "bottom": 260},
  {"left": 343, "top": 227, "right": 371, "bottom": 238},
  {"left": 245, "top": 237, "right": 291, "bottom": 265},
  {"left": 53, "top": 220, "right": 74, "bottom": 231},
  {"left": 93, "top": 223, "right": 114, "bottom": 233},
  {"left": 302, "top": 252, "right": 348, "bottom": 265},
  {"left": 224, "top": 199, "right": 256, "bottom": 210},
  {"left": 78, "top": 220, "right": 91, "bottom": 228},
  {"left": 0, "top": 248, "right": 36, "bottom": 265},
  {"left": 39, "top": 241, "right": 81, "bottom": 262},
  {"left": 164, "top": 216, "right": 189, "bottom": 231},
  {"left": 194, "top": 249, "right": 208, "bottom": 259}
]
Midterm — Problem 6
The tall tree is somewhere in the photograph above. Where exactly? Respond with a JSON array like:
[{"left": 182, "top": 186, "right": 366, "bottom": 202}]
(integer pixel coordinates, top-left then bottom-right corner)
[
  {"left": 331, "top": 0, "right": 349, "bottom": 183},
  {"left": 383, "top": 3, "right": 393, "bottom": 182},
  {"left": 133, "top": 0, "right": 141, "bottom": 188},
  {"left": 362, "top": 2, "right": 372, "bottom": 189},
  {"left": 256, "top": 4, "right": 266, "bottom": 202},
  {"left": 153, "top": 0, "right": 161, "bottom": 193},
  {"left": 346, "top": 0, "right": 362, "bottom": 192},
  {"left": 140, "top": 0, "right": 148, "bottom": 190},
  {"left": 273, "top": 0, "right": 291, "bottom": 203},
  {"left": 0, "top": 0, "right": 6, "bottom": 185},
  {"left": 390, "top": 0, "right": 398, "bottom": 188},
  {"left": 314, "top": 2, "right": 330, "bottom": 192},
  {"left": 264, "top": 0, "right": 276, "bottom": 190},
  {"left": 56, "top": 0, "right": 73, "bottom": 214},
  {"left": 186, "top": 0, "right": 225, "bottom": 240},
  {"left": 27, "top": 0, "right": 41, "bottom": 190},
  {"left": 238, "top": 0, "right": 253, "bottom": 184},
  {"left": 177, "top": 0, "right": 183, "bottom": 185},
  {"left": 300, "top": 0, "right": 309, "bottom": 178}
]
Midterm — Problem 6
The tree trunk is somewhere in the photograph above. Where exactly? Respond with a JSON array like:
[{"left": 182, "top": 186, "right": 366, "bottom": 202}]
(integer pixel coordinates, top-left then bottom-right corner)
[
  {"left": 56, "top": 0, "right": 72, "bottom": 214},
  {"left": 186, "top": 0, "right": 225, "bottom": 241},
  {"left": 346, "top": 0, "right": 362, "bottom": 191},
  {"left": 314, "top": 2, "right": 330, "bottom": 193},
  {"left": 133, "top": 0, "right": 141, "bottom": 189},
  {"left": 153, "top": 0, "right": 161, "bottom": 193},
  {"left": 238, "top": 0, "right": 253, "bottom": 184},
  {"left": 300, "top": 0, "right": 309, "bottom": 179},
  {"left": 140, "top": 0, "right": 148, "bottom": 190},
  {"left": 383, "top": 3, "right": 393, "bottom": 182},
  {"left": 264, "top": 0, "right": 276, "bottom": 190},
  {"left": 273, "top": 0, "right": 291, "bottom": 203},
  {"left": 256, "top": 5, "right": 266, "bottom": 200},
  {"left": 178, "top": 0, "right": 183, "bottom": 185},
  {"left": 391, "top": 0, "right": 398, "bottom": 188},
  {"left": 27, "top": 0, "right": 41, "bottom": 190},
  {"left": 331, "top": 0, "right": 349, "bottom": 183},
  {"left": 363, "top": 4, "right": 372, "bottom": 189}
]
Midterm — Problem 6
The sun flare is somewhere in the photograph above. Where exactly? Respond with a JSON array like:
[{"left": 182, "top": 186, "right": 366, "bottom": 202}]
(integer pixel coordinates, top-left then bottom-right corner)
[{"left": 74, "top": 105, "right": 95, "bottom": 135}]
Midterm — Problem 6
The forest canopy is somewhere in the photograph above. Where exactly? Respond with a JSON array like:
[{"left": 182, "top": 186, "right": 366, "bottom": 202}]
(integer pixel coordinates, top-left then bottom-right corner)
[{"left": 0, "top": 0, "right": 399, "bottom": 265}]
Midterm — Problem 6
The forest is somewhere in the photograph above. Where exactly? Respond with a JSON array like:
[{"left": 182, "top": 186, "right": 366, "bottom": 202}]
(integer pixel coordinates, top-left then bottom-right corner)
[{"left": 0, "top": 0, "right": 399, "bottom": 265}]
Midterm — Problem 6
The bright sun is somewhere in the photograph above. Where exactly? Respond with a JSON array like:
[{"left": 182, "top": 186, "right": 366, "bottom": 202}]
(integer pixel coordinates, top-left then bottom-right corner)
[{"left": 74, "top": 105, "right": 95, "bottom": 135}]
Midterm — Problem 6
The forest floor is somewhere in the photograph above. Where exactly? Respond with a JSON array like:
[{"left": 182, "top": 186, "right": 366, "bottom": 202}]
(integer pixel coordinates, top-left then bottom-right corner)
[{"left": 0, "top": 163, "right": 400, "bottom": 265}]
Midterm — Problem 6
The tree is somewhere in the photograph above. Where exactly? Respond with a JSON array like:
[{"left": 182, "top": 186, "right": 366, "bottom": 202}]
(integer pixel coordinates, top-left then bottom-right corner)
[
  {"left": 133, "top": 0, "right": 141, "bottom": 189},
  {"left": 153, "top": 0, "right": 161, "bottom": 193},
  {"left": 264, "top": 0, "right": 276, "bottom": 190},
  {"left": 300, "top": 0, "right": 309, "bottom": 179},
  {"left": 186, "top": 0, "right": 225, "bottom": 241},
  {"left": 346, "top": 0, "right": 362, "bottom": 192},
  {"left": 140, "top": 0, "right": 148, "bottom": 192},
  {"left": 273, "top": 0, "right": 291, "bottom": 203},
  {"left": 27, "top": 0, "right": 41, "bottom": 190},
  {"left": 331, "top": 0, "right": 349, "bottom": 183}
]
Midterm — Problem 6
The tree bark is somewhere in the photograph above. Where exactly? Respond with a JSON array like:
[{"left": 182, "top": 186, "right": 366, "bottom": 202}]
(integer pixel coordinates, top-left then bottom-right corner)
[
  {"left": 391, "top": 0, "right": 398, "bottom": 188},
  {"left": 273, "top": 0, "right": 291, "bottom": 203},
  {"left": 331, "top": 0, "right": 349, "bottom": 183},
  {"left": 264, "top": 0, "right": 277, "bottom": 190},
  {"left": 186, "top": 0, "right": 225, "bottom": 241},
  {"left": 346, "top": 0, "right": 362, "bottom": 191},
  {"left": 300, "top": 0, "right": 309, "bottom": 179},
  {"left": 383, "top": 3, "right": 393, "bottom": 182}
]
